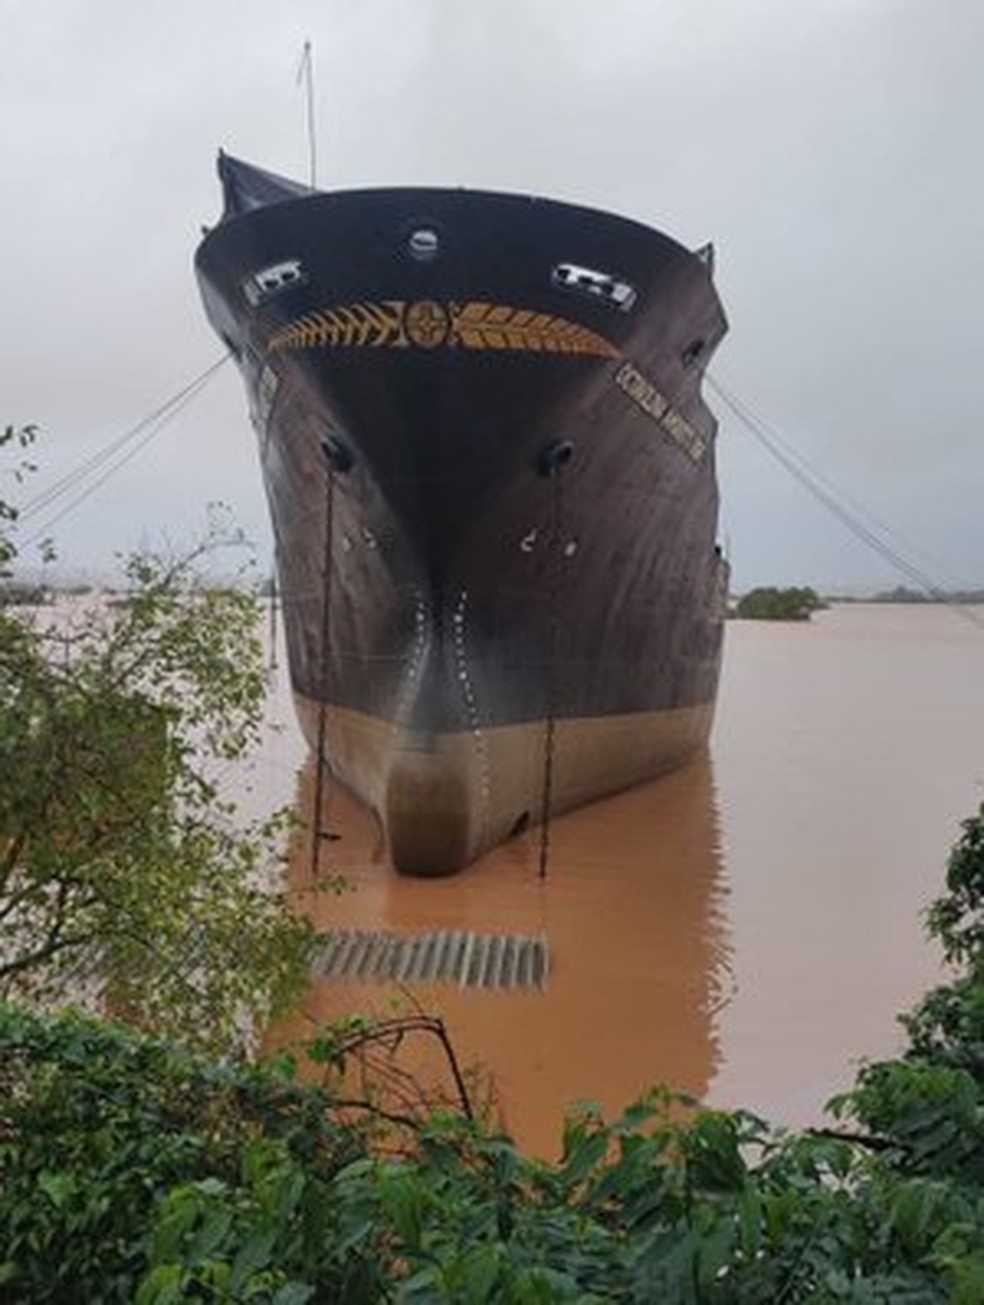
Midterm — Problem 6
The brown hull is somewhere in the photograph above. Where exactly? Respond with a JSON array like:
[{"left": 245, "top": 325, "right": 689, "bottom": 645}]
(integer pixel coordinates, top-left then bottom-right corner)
[{"left": 296, "top": 693, "right": 714, "bottom": 874}]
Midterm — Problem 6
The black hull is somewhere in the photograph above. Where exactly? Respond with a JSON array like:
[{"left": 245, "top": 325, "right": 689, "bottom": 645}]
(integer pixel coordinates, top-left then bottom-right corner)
[{"left": 196, "top": 157, "right": 729, "bottom": 874}]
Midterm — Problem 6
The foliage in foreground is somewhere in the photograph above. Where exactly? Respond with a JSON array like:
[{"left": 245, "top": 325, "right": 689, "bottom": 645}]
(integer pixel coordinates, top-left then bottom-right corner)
[
  {"left": 1, "top": 1005, "right": 982, "bottom": 1303},
  {"left": 3, "top": 809, "right": 984, "bottom": 1301},
  {"left": 0, "top": 425, "right": 314, "bottom": 1052}
]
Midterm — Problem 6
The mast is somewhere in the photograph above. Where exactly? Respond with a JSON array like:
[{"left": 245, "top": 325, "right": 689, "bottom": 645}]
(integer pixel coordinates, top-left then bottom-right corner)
[{"left": 296, "top": 39, "right": 317, "bottom": 188}]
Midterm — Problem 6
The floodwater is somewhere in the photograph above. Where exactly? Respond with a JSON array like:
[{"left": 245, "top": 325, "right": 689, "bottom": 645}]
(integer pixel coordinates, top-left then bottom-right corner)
[{"left": 257, "top": 604, "right": 984, "bottom": 1157}]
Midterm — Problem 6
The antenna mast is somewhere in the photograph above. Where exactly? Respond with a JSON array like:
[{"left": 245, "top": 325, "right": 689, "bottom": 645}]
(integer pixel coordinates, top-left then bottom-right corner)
[{"left": 296, "top": 40, "right": 317, "bottom": 187}]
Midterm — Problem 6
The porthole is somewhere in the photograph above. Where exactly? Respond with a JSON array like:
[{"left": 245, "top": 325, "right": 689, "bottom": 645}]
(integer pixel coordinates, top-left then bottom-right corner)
[
  {"left": 681, "top": 338, "right": 706, "bottom": 367},
  {"left": 536, "top": 439, "right": 575, "bottom": 477},
  {"left": 320, "top": 436, "right": 355, "bottom": 473},
  {"left": 408, "top": 227, "right": 440, "bottom": 262}
]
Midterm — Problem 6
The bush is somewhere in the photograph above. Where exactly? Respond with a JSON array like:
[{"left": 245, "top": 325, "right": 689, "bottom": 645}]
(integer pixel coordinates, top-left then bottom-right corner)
[
  {"left": 3, "top": 982, "right": 983, "bottom": 1301},
  {"left": 0, "top": 1003, "right": 366, "bottom": 1301},
  {"left": 733, "top": 586, "right": 826, "bottom": 621}
]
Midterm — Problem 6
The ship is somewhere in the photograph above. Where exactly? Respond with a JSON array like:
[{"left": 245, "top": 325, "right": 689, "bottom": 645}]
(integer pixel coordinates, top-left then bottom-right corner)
[{"left": 195, "top": 154, "right": 729, "bottom": 876}]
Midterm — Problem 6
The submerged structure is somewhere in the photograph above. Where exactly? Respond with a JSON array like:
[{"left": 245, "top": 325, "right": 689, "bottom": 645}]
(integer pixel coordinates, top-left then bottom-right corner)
[{"left": 196, "top": 155, "right": 729, "bottom": 875}]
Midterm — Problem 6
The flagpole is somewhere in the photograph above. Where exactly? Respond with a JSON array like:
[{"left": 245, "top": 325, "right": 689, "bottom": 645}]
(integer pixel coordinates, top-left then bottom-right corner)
[{"left": 297, "top": 40, "right": 317, "bottom": 188}]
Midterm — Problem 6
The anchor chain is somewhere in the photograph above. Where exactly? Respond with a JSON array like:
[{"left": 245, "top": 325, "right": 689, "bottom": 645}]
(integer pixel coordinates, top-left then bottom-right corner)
[
  {"left": 310, "top": 460, "right": 336, "bottom": 877},
  {"left": 538, "top": 465, "right": 566, "bottom": 879}
]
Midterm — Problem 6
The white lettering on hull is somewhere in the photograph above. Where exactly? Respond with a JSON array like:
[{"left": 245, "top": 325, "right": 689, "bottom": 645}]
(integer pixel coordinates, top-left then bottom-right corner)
[{"left": 614, "top": 361, "right": 707, "bottom": 462}]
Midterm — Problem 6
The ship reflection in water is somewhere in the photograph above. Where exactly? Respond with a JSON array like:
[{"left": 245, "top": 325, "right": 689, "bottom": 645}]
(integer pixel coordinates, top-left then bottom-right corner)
[{"left": 272, "top": 755, "right": 730, "bottom": 1158}]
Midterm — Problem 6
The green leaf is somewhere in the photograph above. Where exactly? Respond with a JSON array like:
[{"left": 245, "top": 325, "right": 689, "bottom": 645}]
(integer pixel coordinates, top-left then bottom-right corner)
[
  {"left": 231, "top": 1228, "right": 279, "bottom": 1290},
  {"left": 135, "top": 1264, "right": 190, "bottom": 1305},
  {"left": 37, "top": 1170, "right": 76, "bottom": 1210},
  {"left": 272, "top": 1284, "right": 316, "bottom": 1305}
]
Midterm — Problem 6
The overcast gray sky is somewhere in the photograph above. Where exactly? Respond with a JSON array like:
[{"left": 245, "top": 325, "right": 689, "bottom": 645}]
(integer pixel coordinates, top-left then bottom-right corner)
[{"left": 3, "top": 0, "right": 981, "bottom": 590}]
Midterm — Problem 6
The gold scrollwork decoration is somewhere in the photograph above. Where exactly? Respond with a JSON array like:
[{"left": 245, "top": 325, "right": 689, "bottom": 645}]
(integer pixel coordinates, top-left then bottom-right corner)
[
  {"left": 266, "top": 300, "right": 619, "bottom": 359},
  {"left": 404, "top": 300, "right": 450, "bottom": 349},
  {"left": 450, "top": 302, "right": 619, "bottom": 356}
]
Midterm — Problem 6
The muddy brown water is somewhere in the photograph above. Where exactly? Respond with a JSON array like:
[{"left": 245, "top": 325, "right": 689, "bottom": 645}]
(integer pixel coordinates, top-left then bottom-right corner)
[{"left": 253, "top": 603, "right": 984, "bottom": 1157}]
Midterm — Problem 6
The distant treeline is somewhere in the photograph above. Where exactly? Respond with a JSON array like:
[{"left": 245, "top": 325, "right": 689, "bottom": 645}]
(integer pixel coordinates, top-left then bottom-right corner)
[
  {"left": 867, "top": 585, "right": 984, "bottom": 604},
  {"left": 733, "top": 585, "right": 984, "bottom": 615},
  {"left": 0, "top": 581, "right": 51, "bottom": 606},
  {"left": 730, "top": 586, "right": 826, "bottom": 621},
  {"left": 0, "top": 582, "right": 98, "bottom": 606}
]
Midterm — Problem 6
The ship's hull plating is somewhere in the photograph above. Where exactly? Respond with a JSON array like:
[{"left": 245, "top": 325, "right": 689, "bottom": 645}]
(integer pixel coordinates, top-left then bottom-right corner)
[{"left": 196, "top": 158, "right": 729, "bottom": 874}]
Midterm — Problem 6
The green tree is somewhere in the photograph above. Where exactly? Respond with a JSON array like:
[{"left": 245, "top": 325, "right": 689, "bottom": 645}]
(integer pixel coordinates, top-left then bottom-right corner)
[
  {"left": 733, "top": 586, "right": 825, "bottom": 621},
  {"left": 0, "top": 424, "right": 39, "bottom": 578},
  {"left": 0, "top": 1002, "right": 367, "bottom": 1301},
  {"left": 839, "top": 805, "right": 984, "bottom": 1187},
  {"left": 0, "top": 431, "right": 315, "bottom": 1053}
]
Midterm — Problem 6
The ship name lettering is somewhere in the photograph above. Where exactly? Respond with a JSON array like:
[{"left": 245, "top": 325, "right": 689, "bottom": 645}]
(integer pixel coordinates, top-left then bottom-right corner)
[
  {"left": 615, "top": 362, "right": 706, "bottom": 461},
  {"left": 615, "top": 361, "right": 669, "bottom": 421}
]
